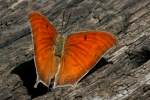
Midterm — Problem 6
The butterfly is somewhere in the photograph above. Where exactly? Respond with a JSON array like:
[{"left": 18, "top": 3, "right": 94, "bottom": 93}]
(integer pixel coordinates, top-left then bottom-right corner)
[{"left": 28, "top": 11, "right": 117, "bottom": 88}]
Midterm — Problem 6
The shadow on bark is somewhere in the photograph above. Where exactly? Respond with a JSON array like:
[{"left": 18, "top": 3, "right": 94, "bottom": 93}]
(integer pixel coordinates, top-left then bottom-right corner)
[
  {"left": 11, "top": 57, "right": 113, "bottom": 98},
  {"left": 80, "top": 57, "right": 112, "bottom": 81},
  {"left": 11, "top": 59, "right": 49, "bottom": 98}
]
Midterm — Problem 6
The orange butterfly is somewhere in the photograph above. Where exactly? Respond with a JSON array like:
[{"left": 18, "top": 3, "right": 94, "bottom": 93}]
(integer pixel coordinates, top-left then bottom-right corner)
[{"left": 28, "top": 11, "right": 117, "bottom": 88}]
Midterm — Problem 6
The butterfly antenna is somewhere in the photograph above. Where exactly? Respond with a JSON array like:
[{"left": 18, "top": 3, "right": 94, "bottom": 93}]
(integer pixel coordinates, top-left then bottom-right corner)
[
  {"left": 60, "top": 10, "right": 66, "bottom": 33},
  {"left": 27, "top": 0, "right": 36, "bottom": 13},
  {"left": 61, "top": 10, "right": 72, "bottom": 34},
  {"left": 64, "top": 11, "right": 72, "bottom": 30}
]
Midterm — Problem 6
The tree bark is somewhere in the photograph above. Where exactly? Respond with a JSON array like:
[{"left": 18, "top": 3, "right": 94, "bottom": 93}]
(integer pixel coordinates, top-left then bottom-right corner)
[{"left": 0, "top": 0, "right": 150, "bottom": 100}]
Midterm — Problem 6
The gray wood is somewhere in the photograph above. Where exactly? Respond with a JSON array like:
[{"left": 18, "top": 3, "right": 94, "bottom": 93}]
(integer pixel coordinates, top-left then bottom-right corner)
[{"left": 0, "top": 0, "right": 150, "bottom": 100}]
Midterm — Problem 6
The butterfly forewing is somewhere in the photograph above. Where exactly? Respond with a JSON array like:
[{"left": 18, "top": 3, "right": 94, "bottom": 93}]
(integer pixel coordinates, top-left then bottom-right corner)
[
  {"left": 29, "top": 12, "right": 57, "bottom": 87},
  {"left": 54, "top": 32, "right": 117, "bottom": 87}
]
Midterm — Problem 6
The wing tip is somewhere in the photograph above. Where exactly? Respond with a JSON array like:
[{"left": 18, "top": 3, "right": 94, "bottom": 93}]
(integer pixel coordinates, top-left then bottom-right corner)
[
  {"left": 102, "top": 31, "right": 118, "bottom": 47},
  {"left": 53, "top": 83, "right": 77, "bottom": 89},
  {"left": 34, "top": 79, "right": 49, "bottom": 88},
  {"left": 34, "top": 79, "right": 78, "bottom": 89},
  {"left": 28, "top": 11, "right": 43, "bottom": 20}
]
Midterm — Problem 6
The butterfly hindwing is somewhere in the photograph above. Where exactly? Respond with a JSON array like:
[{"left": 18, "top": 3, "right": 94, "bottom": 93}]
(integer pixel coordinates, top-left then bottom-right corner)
[
  {"left": 54, "top": 32, "right": 117, "bottom": 87},
  {"left": 29, "top": 12, "right": 57, "bottom": 87}
]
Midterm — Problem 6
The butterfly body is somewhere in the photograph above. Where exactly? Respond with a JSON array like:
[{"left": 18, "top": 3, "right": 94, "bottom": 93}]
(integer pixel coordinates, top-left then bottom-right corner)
[
  {"left": 54, "top": 34, "right": 65, "bottom": 57},
  {"left": 28, "top": 11, "right": 117, "bottom": 88}
]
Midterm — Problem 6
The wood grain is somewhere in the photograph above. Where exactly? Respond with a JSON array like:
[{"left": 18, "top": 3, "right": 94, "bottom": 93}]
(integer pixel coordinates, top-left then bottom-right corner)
[{"left": 0, "top": 0, "right": 150, "bottom": 99}]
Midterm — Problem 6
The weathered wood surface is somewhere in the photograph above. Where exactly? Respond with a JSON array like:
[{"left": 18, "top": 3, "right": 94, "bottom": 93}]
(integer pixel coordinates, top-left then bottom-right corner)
[{"left": 0, "top": 0, "right": 150, "bottom": 100}]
